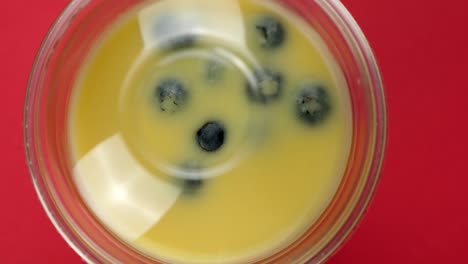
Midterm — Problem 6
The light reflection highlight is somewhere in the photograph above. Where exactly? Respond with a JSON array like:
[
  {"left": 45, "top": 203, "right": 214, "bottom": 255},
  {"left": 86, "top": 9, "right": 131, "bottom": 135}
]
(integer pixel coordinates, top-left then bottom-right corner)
[{"left": 73, "top": 134, "right": 182, "bottom": 242}]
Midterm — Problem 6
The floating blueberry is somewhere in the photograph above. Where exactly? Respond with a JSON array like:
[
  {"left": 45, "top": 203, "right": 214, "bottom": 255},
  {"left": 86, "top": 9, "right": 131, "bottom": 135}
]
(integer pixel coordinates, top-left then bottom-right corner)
[
  {"left": 255, "top": 16, "right": 285, "bottom": 49},
  {"left": 196, "top": 121, "right": 226, "bottom": 152},
  {"left": 153, "top": 15, "right": 197, "bottom": 50},
  {"left": 162, "top": 35, "right": 196, "bottom": 50},
  {"left": 183, "top": 178, "right": 204, "bottom": 195},
  {"left": 205, "top": 59, "right": 225, "bottom": 83},
  {"left": 156, "top": 78, "right": 188, "bottom": 113},
  {"left": 246, "top": 68, "right": 284, "bottom": 104},
  {"left": 176, "top": 161, "right": 205, "bottom": 195},
  {"left": 296, "top": 83, "right": 331, "bottom": 125}
]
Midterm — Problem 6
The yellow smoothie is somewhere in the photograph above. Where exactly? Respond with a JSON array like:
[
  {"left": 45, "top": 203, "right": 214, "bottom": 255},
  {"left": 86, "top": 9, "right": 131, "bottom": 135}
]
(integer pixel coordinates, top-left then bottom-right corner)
[{"left": 69, "top": 0, "right": 352, "bottom": 263}]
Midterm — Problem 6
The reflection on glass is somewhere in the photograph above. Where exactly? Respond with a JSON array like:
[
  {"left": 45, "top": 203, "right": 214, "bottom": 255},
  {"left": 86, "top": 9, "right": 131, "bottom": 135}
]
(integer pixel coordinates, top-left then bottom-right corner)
[
  {"left": 74, "top": 134, "right": 182, "bottom": 241},
  {"left": 138, "top": 0, "right": 246, "bottom": 49}
]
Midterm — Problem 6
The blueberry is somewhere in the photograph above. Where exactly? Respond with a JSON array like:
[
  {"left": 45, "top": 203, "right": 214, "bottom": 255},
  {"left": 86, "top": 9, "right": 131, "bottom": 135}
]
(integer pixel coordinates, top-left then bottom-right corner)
[
  {"left": 156, "top": 78, "right": 188, "bottom": 113},
  {"left": 162, "top": 35, "right": 196, "bottom": 50},
  {"left": 196, "top": 121, "right": 226, "bottom": 152},
  {"left": 153, "top": 15, "right": 197, "bottom": 50},
  {"left": 246, "top": 69, "right": 284, "bottom": 104},
  {"left": 183, "top": 178, "right": 204, "bottom": 195},
  {"left": 205, "top": 59, "right": 225, "bottom": 83},
  {"left": 255, "top": 16, "right": 285, "bottom": 49},
  {"left": 296, "top": 83, "right": 331, "bottom": 125},
  {"left": 176, "top": 161, "right": 205, "bottom": 195}
]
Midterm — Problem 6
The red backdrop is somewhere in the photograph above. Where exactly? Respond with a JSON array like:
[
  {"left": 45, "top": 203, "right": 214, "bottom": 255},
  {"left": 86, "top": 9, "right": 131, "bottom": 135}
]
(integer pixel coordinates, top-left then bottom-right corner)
[{"left": 1, "top": 0, "right": 467, "bottom": 263}]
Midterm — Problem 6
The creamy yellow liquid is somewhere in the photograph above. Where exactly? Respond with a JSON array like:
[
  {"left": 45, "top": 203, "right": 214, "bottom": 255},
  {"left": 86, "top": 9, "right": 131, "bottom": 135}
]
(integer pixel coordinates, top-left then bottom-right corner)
[{"left": 69, "top": 0, "right": 352, "bottom": 263}]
